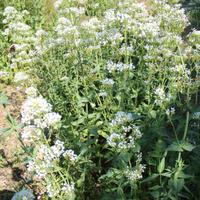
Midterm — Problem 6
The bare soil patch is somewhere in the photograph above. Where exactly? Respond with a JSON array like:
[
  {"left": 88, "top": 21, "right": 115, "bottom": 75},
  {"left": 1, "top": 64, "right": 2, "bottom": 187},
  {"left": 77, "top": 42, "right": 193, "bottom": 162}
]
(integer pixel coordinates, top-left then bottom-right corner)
[{"left": 0, "top": 85, "right": 25, "bottom": 197}]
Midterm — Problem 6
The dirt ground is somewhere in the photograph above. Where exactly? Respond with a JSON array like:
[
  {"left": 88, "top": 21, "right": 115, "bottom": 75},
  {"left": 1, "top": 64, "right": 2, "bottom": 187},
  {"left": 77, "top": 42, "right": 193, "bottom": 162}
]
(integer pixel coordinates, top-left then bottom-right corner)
[{"left": 0, "top": 85, "right": 25, "bottom": 199}]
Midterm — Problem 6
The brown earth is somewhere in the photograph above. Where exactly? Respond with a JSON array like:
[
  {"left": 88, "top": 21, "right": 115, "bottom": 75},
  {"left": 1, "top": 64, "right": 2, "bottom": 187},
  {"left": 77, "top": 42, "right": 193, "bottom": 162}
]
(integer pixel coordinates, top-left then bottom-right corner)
[{"left": 0, "top": 85, "right": 25, "bottom": 199}]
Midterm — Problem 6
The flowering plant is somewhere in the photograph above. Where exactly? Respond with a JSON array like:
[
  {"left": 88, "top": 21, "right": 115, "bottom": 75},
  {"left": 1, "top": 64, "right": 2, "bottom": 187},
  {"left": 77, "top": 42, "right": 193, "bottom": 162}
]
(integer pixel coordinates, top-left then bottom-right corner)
[{"left": 1, "top": 0, "right": 200, "bottom": 199}]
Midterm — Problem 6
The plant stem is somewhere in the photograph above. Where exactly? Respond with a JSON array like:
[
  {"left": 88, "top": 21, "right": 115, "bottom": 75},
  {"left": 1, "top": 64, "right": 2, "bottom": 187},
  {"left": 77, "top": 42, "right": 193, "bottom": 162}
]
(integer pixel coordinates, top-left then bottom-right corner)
[{"left": 182, "top": 111, "right": 189, "bottom": 141}]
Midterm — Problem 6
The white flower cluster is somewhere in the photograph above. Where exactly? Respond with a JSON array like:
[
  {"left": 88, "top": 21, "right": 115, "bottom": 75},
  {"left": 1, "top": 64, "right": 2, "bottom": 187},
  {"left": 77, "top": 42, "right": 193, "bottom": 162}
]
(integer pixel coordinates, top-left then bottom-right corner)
[
  {"left": 2, "top": 7, "right": 30, "bottom": 36},
  {"left": 27, "top": 140, "right": 78, "bottom": 179},
  {"left": 0, "top": 71, "right": 10, "bottom": 79},
  {"left": 54, "top": 0, "right": 64, "bottom": 10},
  {"left": 20, "top": 87, "right": 62, "bottom": 146},
  {"left": 81, "top": 17, "right": 101, "bottom": 32},
  {"left": 47, "top": 182, "right": 59, "bottom": 198},
  {"left": 47, "top": 182, "right": 75, "bottom": 199},
  {"left": 14, "top": 72, "right": 29, "bottom": 83},
  {"left": 107, "top": 112, "right": 145, "bottom": 182},
  {"left": 119, "top": 45, "right": 134, "bottom": 56},
  {"left": 2, "top": 6, "right": 47, "bottom": 71},
  {"left": 25, "top": 86, "right": 38, "bottom": 97},
  {"left": 3, "top": 7, "right": 32, "bottom": 68},
  {"left": 63, "top": 149, "right": 78, "bottom": 162},
  {"left": 56, "top": 17, "right": 78, "bottom": 38},
  {"left": 99, "top": 90, "right": 108, "bottom": 97},
  {"left": 171, "top": 64, "right": 188, "bottom": 75},
  {"left": 154, "top": 87, "right": 171, "bottom": 106},
  {"left": 189, "top": 30, "right": 200, "bottom": 49},
  {"left": 110, "top": 111, "right": 133, "bottom": 126},
  {"left": 21, "top": 87, "right": 61, "bottom": 129},
  {"left": 107, "top": 126, "right": 142, "bottom": 150},
  {"left": 47, "top": 16, "right": 79, "bottom": 48},
  {"left": 61, "top": 182, "right": 75, "bottom": 193},
  {"left": 107, "top": 111, "right": 142, "bottom": 151},
  {"left": 106, "top": 61, "right": 135, "bottom": 73},
  {"left": 62, "top": 7, "right": 85, "bottom": 16},
  {"left": 21, "top": 125, "right": 42, "bottom": 144},
  {"left": 152, "top": 0, "right": 189, "bottom": 34},
  {"left": 47, "top": 1, "right": 86, "bottom": 49},
  {"left": 193, "top": 112, "right": 200, "bottom": 120},
  {"left": 100, "top": 78, "right": 115, "bottom": 85},
  {"left": 20, "top": 88, "right": 77, "bottom": 197},
  {"left": 107, "top": 133, "right": 124, "bottom": 148},
  {"left": 166, "top": 107, "right": 175, "bottom": 116},
  {"left": 21, "top": 96, "right": 51, "bottom": 124},
  {"left": 125, "top": 164, "right": 146, "bottom": 182}
]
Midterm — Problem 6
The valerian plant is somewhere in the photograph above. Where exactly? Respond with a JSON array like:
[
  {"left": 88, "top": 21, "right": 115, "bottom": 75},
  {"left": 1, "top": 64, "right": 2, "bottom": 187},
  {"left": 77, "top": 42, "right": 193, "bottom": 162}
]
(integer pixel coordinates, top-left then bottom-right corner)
[{"left": 0, "top": 0, "right": 200, "bottom": 199}]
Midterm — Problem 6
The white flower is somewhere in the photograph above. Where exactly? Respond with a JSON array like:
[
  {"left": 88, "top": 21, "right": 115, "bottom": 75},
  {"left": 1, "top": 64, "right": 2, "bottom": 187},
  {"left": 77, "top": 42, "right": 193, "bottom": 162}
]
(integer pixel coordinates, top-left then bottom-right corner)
[
  {"left": 193, "top": 112, "right": 200, "bottom": 119},
  {"left": 154, "top": 87, "right": 165, "bottom": 99},
  {"left": 125, "top": 164, "right": 145, "bottom": 182},
  {"left": 154, "top": 87, "right": 166, "bottom": 105},
  {"left": 51, "top": 140, "right": 65, "bottom": 158},
  {"left": 3, "top": 6, "right": 17, "bottom": 18},
  {"left": 35, "top": 29, "right": 47, "bottom": 38},
  {"left": 99, "top": 90, "right": 108, "bottom": 97},
  {"left": 54, "top": 0, "right": 63, "bottom": 10},
  {"left": 61, "top": 182, "right": 76, "bottom": 199},
  {"left": 0, "top": 71, "right": 9, "bottom": 78},
  {"left": 25, "top": 87, "right": 38, "bottom": 98},
  {"left": 27, "top": 140, "right": 65, "bottom": 179},
  {"left": 14, "top": 72, "right": 29, "bottom": 82},
  {"left": 63, "top": 149, "right": 78, "bottom": 162},
  {"left": 21, "top": 125, "right": 42, "bottom": 143},
  {"left": 166, "top": 107, "right": 175, "bottom": 116},
  {"left": 100, "top": 78, "right": 114, "bottom": 85},
  {"left": 110, "top": 111, "right": 133, "bottom": 126},
  {"left": 43, "top": 112, "right": 62, "bottom": 127},
  {"left": 21, "top": 96, "right": 52, "bottom": 124},
  {"left": 136, "top": 152, "right": 143, "bottom": 163},
  {"left": 47, "top": 183, "right": 59, "bottom": 198},
  {"left": 107, "top": 133, "right": 124, "bottom": 148},
  {"left": 106, "top": 61, "right": 135, "bottom": 73},
  {"left": 132, "top": 125, "right": 143, "bottom": 139},
  {"left": 62, "top": 182, "right": 75, "bottom": 193}
]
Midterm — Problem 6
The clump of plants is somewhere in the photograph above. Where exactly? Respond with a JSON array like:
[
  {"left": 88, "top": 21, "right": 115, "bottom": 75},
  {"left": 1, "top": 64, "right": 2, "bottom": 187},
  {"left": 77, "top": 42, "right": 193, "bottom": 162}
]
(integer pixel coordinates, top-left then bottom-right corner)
[{"left": 0, "top": 0, "right": 200, "bottom": 199}]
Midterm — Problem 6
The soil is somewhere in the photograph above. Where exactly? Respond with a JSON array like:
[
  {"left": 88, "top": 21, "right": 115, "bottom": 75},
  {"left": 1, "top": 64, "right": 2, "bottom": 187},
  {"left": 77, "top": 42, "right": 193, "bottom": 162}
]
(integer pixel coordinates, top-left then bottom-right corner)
[{"left": 0, "top": 85, "right": 25, "bottom": 200}]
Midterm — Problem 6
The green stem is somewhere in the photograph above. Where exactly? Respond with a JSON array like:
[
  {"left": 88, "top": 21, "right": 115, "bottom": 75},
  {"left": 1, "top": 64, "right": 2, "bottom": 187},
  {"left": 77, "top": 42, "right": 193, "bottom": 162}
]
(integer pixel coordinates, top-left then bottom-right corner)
[
  {"left": 182, "top": 111, "right": 189, "bottom": 141},
  {"left": 168, "top": 117, "right": 178, "bottom": 142}
]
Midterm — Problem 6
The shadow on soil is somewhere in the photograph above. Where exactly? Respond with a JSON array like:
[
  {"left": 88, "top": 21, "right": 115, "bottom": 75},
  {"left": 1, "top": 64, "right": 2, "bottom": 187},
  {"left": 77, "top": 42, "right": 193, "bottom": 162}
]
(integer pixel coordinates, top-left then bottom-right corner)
[
  {"left": 0, "top": 190, "right": 15, "bottom": 200},
  {"left": 0, "top": 150, "right": 25, "bottom": 200}
]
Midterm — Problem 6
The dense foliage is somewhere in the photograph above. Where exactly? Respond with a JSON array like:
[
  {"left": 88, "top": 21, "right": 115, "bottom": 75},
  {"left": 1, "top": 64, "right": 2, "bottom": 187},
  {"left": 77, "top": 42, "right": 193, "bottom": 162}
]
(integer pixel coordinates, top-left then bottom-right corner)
[
  {"left": 182, "top": 0, "right": 200, "bottom": 28},
  {"left": 0, "top": 0, "right": 200, "bottom": 199}
]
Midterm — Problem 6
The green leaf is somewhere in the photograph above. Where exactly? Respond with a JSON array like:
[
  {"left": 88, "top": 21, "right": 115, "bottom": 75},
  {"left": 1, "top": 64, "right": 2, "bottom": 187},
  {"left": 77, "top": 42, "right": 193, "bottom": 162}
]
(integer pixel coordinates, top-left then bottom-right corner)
[
  {"left": 98, "top": 130, "right": 108, "bottom": 138},
  {"left": 157, "top": 157, "right": 165, "bottom": 174},
  {"left": 71, "top": 117, "right": 85, "bottom": 126},
  {"left": 161, "top": 171, "right": 172, "bottom": 177},
  {"left": 172, "top": 178, "right": 185, "bottom": 193},
  {"left": 150, "top": 191, "right": 160, "bottom": 198},
  {"left": 149, "top": 110, "right": 157, "bottom": 119},
  {"left": 177, "top": 171, "right": 193, "bottom": 179},
  {"left": 0, "top": 93, "right": 9, "bottom": 105},
  {"left": 130, "top": 113, "right": 142, "bottom": 120},
  {"left": 167, "top": 141, "right": 195, "bottom": 152},
  {"left": 149, "top": 185, "right": 162, "bottom": 191},
  {"left": 142, "top": 174, "right": 159, "bottom": 183},
  {"left": 6, "top": 114, "right": 21, "bottom": 131},
  {"left": 167, "top": 142, "right": 183, "bottom": 152},
  {"left": 181, "top": 141, "right": 195, "bottom": 152},
  {"left": 0, "top": 128, "right": 12, "bottom": 138}
]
